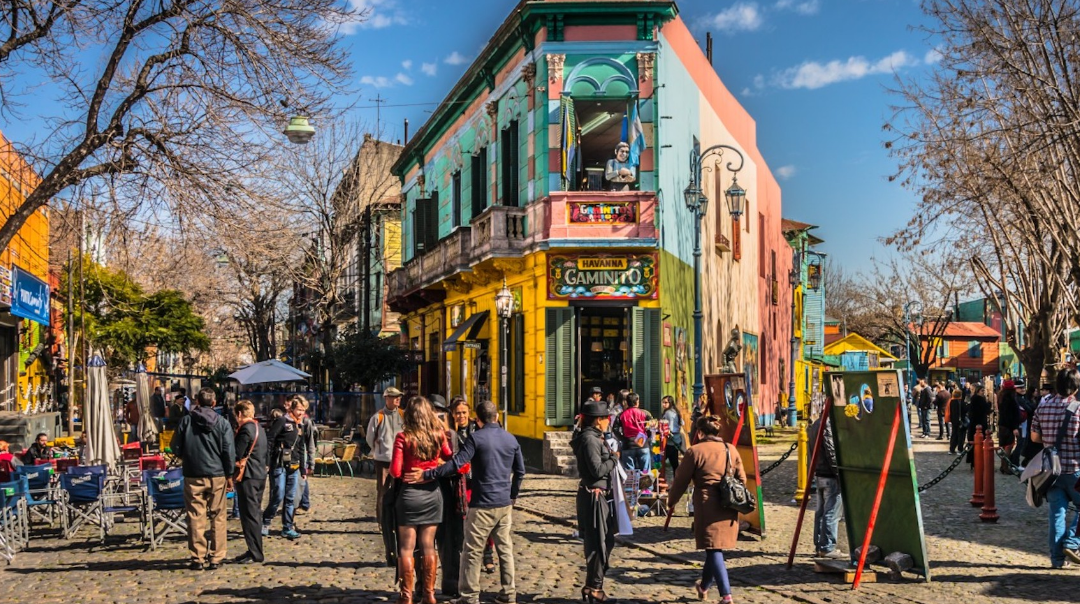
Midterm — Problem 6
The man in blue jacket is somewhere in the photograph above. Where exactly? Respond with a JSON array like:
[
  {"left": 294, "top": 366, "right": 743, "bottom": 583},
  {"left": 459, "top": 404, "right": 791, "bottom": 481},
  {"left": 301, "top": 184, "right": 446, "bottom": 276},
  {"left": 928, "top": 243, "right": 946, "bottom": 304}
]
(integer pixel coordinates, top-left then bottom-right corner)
[
  {"left": 172, "top": 387, "right": 236, "bottom": 571},
  {"left": 407, "top": 400, "right": 525, "bottom": 604}
]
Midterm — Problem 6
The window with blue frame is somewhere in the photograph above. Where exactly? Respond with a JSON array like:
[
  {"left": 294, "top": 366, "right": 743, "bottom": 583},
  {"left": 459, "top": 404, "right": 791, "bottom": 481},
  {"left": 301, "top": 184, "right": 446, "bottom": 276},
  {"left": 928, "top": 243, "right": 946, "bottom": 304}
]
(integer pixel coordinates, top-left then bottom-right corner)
[{"left": 968, "top": 341, "right": 981, "bottom": 358}]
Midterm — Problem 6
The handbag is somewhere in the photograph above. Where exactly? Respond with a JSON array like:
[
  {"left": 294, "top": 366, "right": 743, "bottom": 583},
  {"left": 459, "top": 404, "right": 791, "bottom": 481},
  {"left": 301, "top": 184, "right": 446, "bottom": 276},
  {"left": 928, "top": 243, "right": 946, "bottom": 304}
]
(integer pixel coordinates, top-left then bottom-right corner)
[
  {"left": 1023, "top": 398, "right": 1079, "bottom": 508},
  {"left": 716, "top": 443, "right": 756, "bottom": 514},
  {"left": 233, "top": 422, "right": 259, "bottom": 482}
]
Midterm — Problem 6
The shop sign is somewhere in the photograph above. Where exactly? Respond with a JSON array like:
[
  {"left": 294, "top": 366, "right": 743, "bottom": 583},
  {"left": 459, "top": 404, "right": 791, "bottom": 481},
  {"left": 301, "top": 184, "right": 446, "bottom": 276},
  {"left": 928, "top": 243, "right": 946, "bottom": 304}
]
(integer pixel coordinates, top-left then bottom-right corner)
[
  {"left": 548, "top": 253, "right": 658, "bottom": 300},
  {"left": 11, "top": 266, "right": 49, "bottom": 325},
  {"left": 568, "top": 200, "right": 637, "bottom": 224},
  {"left": 0, "top": 265, "right": 10, "bottom": 306},
  {"left": 463, "top": 342, "right": 482, "bottom": 350}
]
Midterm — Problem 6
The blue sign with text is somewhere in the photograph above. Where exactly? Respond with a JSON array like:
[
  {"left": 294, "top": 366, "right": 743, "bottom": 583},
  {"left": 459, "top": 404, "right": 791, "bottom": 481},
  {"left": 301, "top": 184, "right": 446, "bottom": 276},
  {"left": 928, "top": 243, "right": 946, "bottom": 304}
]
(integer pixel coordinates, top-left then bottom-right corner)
[{"left": 11, "top": 266, "right": 49, "bottom": 325}]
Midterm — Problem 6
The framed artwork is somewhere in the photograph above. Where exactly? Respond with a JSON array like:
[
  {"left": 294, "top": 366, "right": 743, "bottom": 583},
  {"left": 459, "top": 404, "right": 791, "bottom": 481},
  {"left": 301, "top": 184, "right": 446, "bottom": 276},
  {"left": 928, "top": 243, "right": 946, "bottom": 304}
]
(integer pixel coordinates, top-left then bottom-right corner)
[
  {"left": 742, "top": 332, "right": 760, "bottom": 397},
  {"left": 663, "top": 322, "right": 672, "bottom": 347},
  {"left": 449, "top": 304, "right": 465, "bottom": 328}
]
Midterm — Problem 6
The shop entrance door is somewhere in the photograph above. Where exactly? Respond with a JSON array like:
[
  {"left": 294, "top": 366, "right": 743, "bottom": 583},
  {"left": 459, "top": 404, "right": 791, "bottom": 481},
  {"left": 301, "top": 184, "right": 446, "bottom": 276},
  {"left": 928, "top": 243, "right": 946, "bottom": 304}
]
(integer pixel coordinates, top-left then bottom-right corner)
[{"left": 576, "top": 306, "right": 631, "bottom": 405}]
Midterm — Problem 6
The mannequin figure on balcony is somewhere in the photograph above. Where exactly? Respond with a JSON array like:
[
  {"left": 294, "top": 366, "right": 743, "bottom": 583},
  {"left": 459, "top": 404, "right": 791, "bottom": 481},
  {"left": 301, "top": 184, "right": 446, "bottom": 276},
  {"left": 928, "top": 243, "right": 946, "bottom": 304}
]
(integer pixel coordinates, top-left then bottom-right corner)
[{"left": 605, "top": 142, "right": 636, "bottom": 191}]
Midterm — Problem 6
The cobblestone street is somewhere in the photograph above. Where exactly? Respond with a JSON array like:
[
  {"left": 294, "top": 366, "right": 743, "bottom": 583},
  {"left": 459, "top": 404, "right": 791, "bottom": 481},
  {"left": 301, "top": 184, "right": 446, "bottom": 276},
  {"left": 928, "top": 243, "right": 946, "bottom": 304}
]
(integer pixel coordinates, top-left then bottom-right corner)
[{"left": 1, "top": 429, "right": 1077, "bottom": 603}]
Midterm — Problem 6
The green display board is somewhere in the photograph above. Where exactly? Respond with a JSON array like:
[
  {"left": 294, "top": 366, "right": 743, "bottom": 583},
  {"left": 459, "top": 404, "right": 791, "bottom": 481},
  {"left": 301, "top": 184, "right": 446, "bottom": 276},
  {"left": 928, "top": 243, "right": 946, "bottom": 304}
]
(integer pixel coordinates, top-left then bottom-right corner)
[
  {"left": 704, "top": 373, "right": 765, "bottom": 536},
  {"left": 825, "top": 369, "right": 930, "bottom": 580}
]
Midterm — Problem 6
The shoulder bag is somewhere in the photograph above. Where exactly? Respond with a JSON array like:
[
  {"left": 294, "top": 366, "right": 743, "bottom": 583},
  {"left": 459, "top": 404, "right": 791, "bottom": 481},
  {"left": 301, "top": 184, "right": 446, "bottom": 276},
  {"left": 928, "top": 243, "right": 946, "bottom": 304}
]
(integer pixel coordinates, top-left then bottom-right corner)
[
  {"left": 234, "top": 422, "right": 260, "bottom": 482},
  {"left": 716, "top": 442, "right": 756, "bottom": 514},
  {"left": 1025, "top": 399, "right": 1079, "bottom": 507}
]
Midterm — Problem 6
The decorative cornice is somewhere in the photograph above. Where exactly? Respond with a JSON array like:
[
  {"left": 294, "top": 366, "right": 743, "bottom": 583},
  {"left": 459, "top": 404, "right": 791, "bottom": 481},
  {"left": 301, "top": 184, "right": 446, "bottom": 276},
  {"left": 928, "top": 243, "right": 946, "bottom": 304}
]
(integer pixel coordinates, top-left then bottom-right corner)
[
  {"left": 547, "top": 54, "right": 565, "bottom": 84},
  {"left": 636, "top": 52, "right": 655, "bottom": 83}
]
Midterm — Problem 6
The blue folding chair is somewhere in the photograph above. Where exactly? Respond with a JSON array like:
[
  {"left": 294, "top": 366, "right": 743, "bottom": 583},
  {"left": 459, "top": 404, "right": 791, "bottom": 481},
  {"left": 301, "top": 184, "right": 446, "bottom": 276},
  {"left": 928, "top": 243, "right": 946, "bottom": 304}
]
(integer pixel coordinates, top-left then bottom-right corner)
[
  {"left": 14, "top": 466, "right": 59, "bottom": 527},
  {"left": 0, "top": 479, "right": 28, "bottom": 562},
  {"left": 59, "top": 471, "right": 144, "bottom": 543},
  {"left": 142, "top": 468, "right": 186, "bottom": 550}
]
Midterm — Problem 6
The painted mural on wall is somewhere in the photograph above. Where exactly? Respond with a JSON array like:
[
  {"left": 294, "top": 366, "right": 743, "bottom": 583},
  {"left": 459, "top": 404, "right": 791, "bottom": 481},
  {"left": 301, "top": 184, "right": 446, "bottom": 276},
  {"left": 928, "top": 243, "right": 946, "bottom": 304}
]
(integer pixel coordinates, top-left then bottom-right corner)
[
  {"left": 742, "top": 332, "right": 760, "bottom": 396},
  {"left": 675, "top": 326, "right": 688, "bottom": 407},
  {"left": 567, "top": 200, "right": 638, "bottom": 224},
  {"left": 547, "top": 253, "right": 658, "bottom": 300}
]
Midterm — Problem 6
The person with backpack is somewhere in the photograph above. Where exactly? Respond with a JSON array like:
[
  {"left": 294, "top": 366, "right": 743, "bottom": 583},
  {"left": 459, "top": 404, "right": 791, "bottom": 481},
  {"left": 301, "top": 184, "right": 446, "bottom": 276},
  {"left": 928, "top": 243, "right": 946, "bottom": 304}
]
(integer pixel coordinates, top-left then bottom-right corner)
[
  {"left": 614, "top": 392, "right": 652, "bottom": 472},
  {"left": 367, "top": 387, "right": 405, "bottom": 562},
  {"left": 1029, "top": 368, "right": 1080, "bottom": 569},
  {"left": 261, "top": 398, "right": 310, "bottom": 540}
]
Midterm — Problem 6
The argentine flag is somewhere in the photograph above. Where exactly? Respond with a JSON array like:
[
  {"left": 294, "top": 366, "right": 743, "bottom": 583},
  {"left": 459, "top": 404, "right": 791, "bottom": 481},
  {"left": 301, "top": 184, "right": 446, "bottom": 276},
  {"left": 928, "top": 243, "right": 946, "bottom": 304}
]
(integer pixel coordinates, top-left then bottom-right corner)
[{"left": 627, "top": 99, "right": 645, "bottom": 167}]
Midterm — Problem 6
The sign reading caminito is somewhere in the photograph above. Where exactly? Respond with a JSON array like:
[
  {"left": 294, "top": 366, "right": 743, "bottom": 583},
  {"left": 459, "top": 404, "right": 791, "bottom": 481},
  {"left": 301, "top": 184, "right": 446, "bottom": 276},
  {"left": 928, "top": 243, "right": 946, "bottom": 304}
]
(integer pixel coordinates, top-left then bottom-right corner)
[{"left": 548, "top": 253, "right": 658, "bottom": 300}]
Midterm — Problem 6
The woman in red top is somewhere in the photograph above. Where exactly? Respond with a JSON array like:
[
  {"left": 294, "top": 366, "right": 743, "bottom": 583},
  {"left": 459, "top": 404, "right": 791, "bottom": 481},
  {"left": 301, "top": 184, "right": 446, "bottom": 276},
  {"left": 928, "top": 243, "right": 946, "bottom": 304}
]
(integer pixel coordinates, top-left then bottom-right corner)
[
  {"left": 0, "top": 440, "right": 17, "bottom": 482},
  {"left": 391, "top": 396, "right": 452, "bottom": 604}
]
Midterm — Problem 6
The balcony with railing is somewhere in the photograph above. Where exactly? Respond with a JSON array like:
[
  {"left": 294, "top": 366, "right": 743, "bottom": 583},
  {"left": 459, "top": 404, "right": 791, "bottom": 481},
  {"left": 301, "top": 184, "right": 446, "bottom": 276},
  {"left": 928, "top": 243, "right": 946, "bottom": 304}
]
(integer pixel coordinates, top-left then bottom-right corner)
[{"left": 388, "top": 191, "right": 657, "bottom": 311}]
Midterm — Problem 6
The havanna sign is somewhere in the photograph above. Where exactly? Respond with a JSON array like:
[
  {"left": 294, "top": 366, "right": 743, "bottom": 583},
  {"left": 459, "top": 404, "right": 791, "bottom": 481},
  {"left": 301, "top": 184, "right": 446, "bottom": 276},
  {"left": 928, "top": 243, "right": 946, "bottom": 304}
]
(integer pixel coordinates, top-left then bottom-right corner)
[{"left": 548, "top": 253, "right": 658, "bottom": 300}]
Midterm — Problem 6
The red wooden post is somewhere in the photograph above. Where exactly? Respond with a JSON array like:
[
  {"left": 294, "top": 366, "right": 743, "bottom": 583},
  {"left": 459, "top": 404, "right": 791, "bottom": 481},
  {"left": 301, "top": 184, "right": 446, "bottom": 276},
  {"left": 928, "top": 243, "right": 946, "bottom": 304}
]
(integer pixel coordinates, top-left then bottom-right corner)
[
  {"left": 786, "top": 405, "right": 831, "bottom": 570},
  {"left": 731, "top": 399, "right": 748, "bottom": 448},
  {"left": 852, "top": 403, "right": 903, "bottom": 590},
  {"left": 980, "top": 432, "right": 999, "bottom": 522},
  {"left": 970, "top": 426, "right": 984, "bottom": 507}
]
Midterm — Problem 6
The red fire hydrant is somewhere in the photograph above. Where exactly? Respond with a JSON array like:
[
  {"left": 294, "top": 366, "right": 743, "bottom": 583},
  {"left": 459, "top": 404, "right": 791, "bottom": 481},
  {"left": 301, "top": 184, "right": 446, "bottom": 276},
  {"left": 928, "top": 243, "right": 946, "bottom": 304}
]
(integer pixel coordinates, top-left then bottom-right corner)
[
  {"left": 970, "top": 426, "right": 984, "bottom": 508},
  {"left": 981, "top": 432, "right": 999, "bottom": 522}
]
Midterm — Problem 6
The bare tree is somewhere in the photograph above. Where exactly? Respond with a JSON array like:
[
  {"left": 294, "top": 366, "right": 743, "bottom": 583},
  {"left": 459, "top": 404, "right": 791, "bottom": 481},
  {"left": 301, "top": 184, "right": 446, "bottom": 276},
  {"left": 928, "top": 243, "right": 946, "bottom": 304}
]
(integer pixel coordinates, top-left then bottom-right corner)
[
  {"left": 0, "top": 0, "right": 362, "bottom": 253},
  {"left": 823, "top": 259, "right": 880, "bottom": 339},
  {"left": 887, "top": 0, "right": 1080, "bottom": 380}
]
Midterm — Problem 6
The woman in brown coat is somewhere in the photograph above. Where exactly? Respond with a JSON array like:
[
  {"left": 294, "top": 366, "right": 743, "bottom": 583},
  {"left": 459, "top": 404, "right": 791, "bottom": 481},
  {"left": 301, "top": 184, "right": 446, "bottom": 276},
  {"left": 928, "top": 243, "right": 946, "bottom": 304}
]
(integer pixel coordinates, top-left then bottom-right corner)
[{"left": 667, "top": 415, "right": 746, "bottom": 603}]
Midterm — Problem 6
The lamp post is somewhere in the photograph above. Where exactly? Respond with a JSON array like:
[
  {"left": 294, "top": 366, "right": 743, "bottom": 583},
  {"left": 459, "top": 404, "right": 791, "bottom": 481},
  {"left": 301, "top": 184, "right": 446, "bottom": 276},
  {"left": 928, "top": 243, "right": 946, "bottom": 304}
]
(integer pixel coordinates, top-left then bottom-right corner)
[
  {"left": 788, "top": 254, "right": 801, "bottom": 428},
  {"left": 494, "top": 279, "right": 514, "bottom": 422},
  {"left": 685, "top": 144, "right": 746, "bottom": 403},
  {"left": 903, "top": 301, "right": 922, "bottom": 397},
  {"left": 284, "top": 116, "right": 316, "bottom": 144}
]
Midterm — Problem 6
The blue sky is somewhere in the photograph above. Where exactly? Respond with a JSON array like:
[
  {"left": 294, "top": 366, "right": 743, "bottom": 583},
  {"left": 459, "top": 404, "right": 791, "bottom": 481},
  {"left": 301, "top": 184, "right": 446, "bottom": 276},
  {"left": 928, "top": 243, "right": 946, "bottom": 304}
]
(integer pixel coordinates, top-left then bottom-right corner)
[{"left": 337, "top": 0, "right": 940, "bottom": 274}]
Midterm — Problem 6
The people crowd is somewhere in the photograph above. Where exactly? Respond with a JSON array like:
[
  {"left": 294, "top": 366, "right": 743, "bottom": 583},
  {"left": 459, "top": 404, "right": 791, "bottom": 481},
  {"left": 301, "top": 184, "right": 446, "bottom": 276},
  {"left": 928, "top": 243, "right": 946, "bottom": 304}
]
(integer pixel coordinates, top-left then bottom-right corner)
[{"left": 147, "top": 364, "right": 1080, "bottom": 600}]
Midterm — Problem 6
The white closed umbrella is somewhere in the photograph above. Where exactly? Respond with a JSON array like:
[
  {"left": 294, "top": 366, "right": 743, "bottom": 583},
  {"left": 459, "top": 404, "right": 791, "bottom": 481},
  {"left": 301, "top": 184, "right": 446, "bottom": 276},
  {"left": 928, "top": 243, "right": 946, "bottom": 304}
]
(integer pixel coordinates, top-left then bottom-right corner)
[
  {"left": 228, "top": 359, "right": 310, "bottom": 385},
  {"left": 135, "top": 363, "right": 158, "bottom": 443},
  {"left": 84, "top": 354, "right": 121, "bottom": 470}
]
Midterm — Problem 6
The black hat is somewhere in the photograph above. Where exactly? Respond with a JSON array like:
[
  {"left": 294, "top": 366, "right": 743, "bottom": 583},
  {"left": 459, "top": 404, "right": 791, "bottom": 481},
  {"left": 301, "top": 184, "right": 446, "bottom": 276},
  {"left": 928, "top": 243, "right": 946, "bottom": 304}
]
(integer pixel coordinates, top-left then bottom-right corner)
[
  {"left": 581, "top": 400, "right": 609, "bottom": 417},
  {"left": 429, "top": 393, "right": 448, "bottom": 411},
  {"left": 1014, "top": 378, "right": 1026, "bottom": 389},
  {"left": 591, "top": 386, "right": 604, "bottom": 394},
  {"left": 1041, "top": 382, "right": 1054, "bottom": 391}
]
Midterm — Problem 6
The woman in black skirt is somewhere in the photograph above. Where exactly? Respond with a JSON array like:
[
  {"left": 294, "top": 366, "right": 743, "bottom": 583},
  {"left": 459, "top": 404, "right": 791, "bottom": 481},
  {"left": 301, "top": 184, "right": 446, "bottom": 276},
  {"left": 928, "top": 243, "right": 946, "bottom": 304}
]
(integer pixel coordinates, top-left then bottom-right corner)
[
  {"left": 571, "top": 399, "right": 619, "bottom": 603},
  {"left": 391, "top": 396, "right": 453, "bottom": 604}
]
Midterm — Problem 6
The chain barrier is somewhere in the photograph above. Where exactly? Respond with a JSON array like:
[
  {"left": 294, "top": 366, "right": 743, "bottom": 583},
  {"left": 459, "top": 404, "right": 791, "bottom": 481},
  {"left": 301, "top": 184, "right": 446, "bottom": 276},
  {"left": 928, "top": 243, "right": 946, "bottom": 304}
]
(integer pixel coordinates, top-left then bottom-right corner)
[
  {"left": 917, "top": 445, "right": 971, "bottom": 493},
  {"left": 760, "top": 442, "right": 799, "bottom": 476},
  {"left": 994, "top": 447, "right": 1025, "bottom": 477}
]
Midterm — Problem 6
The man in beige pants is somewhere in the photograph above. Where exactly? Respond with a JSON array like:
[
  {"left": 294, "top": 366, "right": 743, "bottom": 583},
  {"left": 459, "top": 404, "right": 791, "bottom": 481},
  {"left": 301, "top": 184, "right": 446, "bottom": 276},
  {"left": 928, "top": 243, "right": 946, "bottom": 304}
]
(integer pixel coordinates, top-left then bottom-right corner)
[{"left": 172, "top": 388, "right": 236, "bottom": 570}]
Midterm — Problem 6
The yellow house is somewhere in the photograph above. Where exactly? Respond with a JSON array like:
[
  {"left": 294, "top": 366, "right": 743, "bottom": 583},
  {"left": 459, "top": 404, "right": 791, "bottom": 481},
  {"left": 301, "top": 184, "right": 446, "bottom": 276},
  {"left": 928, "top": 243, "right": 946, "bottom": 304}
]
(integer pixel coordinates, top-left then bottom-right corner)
[
  {"left": 823, "top": 333, "right": 897, "bottom": 371},
  {"left": 0, "top": 133, "right": 49, "bottom": 414}
]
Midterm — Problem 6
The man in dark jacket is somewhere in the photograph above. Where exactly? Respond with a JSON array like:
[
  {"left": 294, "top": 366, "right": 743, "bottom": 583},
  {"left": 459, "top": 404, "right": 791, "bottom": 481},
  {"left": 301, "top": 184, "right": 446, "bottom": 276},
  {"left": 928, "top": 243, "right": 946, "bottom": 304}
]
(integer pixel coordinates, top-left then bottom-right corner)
[
  {"left": 172, "top": 387, "right": 236, "bottom": 570},
  {"left": 917, "top": 379, "right": 933, "bottom": 438},
  {"left": 150, "top": 386, "right": 167, "bottom": 428},
  {"left": 231, "top": 400, "right": 268, "bottom": 564},
  {"left": 261, "top": 398, "right": 310, "bottom": 540},
  {"left": 409, "top": 400, "right": 525, "bottom": 604},
  {"left": 809, "top": 415, "right": 844, "bottom": 559}
]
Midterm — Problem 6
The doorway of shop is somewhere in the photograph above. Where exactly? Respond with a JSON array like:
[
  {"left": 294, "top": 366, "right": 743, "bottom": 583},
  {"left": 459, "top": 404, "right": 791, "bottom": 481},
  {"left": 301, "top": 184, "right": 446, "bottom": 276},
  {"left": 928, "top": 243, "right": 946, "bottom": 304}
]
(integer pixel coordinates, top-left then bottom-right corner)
[{"left": 577, "top": 306, "right": 630, "bottom": 405}]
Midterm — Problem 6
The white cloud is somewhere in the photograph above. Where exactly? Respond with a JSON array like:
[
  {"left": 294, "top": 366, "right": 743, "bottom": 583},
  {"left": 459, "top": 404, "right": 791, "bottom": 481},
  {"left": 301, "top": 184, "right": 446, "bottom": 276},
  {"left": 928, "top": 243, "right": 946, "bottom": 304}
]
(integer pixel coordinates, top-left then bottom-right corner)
[
  {"left": 359, "top": 75, "right": 393, "bottom": 88},
  {"left": 401, "top": 60, "right": 412, "bottom": 70},
  {"left": 775, "top": 50, "right": 918, "bottom": 89},
  {"left": 340, "top": 0, "right": 408, "bottom": 35},
  {"left": 421, "top": 62, "right": 437, "bottom": 76},
  {"left": 444, "top": 51, "right": 469, "bottom": 65},
  {"left": 775, "top": 0, "right": 820, "bottom": 15},
  {"left": 924, "top": 48, "right": 943, "bottom": 64},
  {"left": 395, "top": 72, "right": 414, "bottom": 86},
  {"left": 775, "top": 165, "right": 797, "bottom": 180},
  {"left": 706, "top": 3, "right": 764, "bottom": 33}
]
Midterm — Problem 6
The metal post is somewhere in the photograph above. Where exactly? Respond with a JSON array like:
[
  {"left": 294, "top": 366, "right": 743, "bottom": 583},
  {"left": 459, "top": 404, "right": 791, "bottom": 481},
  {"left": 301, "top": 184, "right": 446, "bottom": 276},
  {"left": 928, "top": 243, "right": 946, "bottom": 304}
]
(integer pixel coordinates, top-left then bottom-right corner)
[
  {"left": 692, "top": 201, "right": 704, "bottom": 403},
  {"left": 789, "top": 250, "right": 799, "bottom": 429},
  {"left": 794, "top": 421, "right": 808, "bottom": 501}
]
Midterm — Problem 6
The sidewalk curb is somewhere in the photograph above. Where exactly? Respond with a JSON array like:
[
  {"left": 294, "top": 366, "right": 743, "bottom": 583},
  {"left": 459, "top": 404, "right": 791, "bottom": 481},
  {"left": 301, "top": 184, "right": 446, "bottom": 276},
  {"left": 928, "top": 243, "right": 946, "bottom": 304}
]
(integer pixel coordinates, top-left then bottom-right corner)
[{"left": 515, "top": 501, "right": 831, "bottom": 604}]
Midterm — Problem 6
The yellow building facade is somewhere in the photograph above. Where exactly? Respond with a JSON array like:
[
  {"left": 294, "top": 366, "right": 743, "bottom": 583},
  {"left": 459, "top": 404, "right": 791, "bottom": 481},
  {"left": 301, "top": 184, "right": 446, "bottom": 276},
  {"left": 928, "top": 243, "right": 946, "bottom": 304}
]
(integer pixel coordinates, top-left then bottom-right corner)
[{"left": 0, "top": 133, "right": 49, "bottom": 414}]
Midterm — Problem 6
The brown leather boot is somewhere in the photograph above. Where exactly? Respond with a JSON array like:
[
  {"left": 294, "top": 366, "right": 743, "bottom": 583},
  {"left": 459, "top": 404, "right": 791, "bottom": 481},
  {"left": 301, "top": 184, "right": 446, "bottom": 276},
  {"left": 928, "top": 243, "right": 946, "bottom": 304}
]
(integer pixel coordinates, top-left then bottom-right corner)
[
  {"left": 396, "top": 555, "right": 415, "bottom": 604},
  {"left": 420, "top": 554, "right": 438, "bottom": 604}
]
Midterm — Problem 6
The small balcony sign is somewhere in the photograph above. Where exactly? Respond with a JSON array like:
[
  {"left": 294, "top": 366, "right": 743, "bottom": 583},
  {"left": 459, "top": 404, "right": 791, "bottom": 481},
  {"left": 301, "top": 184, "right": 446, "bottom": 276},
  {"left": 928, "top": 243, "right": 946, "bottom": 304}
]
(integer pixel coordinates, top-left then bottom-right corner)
[
  {"left": 567, "top": 200, "right": 637, "bottom": 224},
  {"left": 547, "top": 253, "right": 658, "bottom": 300},
  {"left": 11, "top": 265, "right": 50, "bottom": 325}
]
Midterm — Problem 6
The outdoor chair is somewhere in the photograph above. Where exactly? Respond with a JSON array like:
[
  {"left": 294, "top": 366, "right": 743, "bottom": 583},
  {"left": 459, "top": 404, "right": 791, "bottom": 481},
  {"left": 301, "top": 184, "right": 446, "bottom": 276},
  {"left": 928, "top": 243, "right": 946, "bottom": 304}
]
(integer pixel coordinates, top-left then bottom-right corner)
[
  {"left": 59, "top": 471, "right": 144, "bottom": 543},
  {"left": 315, "top": 443, "right": 358, "bottom": 478},
  {"left": 0, "top": 479, "right": 29, "bottom": 561},
  {"left": 142, "top": 468, "right": 186, "bottom": 550},
  {"left": 14, "top": 465, "right": 59, "bottom": 527}
]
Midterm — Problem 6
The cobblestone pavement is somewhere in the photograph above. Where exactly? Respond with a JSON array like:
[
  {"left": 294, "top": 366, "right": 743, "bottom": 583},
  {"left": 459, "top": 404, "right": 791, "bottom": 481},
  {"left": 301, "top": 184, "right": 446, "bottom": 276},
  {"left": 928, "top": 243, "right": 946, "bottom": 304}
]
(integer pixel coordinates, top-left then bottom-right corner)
[{"left": 1, "top": 425, "right": 1077, "bottom": 604}]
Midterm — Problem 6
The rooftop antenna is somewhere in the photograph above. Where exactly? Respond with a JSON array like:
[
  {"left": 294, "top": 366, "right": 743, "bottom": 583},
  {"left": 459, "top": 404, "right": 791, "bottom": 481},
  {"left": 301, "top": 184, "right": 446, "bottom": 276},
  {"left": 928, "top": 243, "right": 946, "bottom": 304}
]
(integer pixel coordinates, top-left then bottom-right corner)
[{"left": 371, "top": 94, "right": 386, "bottom": 138}]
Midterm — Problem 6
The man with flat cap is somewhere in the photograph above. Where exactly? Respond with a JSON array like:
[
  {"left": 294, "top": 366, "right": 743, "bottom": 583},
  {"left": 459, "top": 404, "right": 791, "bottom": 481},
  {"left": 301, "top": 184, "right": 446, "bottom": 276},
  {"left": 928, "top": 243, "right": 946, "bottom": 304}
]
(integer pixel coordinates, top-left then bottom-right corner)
[{"left": 366, "top": 386, "right": 405, "bottom": 564}]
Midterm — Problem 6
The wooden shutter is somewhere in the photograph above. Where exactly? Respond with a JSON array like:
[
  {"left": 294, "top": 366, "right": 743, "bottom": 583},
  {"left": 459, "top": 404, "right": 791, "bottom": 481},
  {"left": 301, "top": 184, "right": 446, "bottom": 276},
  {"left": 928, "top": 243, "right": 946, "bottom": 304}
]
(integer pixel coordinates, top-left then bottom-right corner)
[
  {"left": 545, "top": 308, "right": 575, "bottom": 426},
  {"left": 426, "top": 191, "right": 440, "bottom": 249},
  {"left": 631, "top": 307, "right": 661, "bottom": 416},
  {"left": 513, "top": 314, "right": 525, "bottom": 413}
]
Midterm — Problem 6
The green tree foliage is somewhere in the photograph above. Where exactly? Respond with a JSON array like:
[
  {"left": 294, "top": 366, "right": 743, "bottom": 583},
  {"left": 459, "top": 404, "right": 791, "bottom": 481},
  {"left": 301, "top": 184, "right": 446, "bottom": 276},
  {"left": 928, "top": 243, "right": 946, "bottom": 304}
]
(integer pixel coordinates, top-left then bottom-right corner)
[
  {"left": 65, "top": 258, "right": 209, "bottom": 365},
  {"left": 331, "top": 325, "right": 411, "bottom": 390}
]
